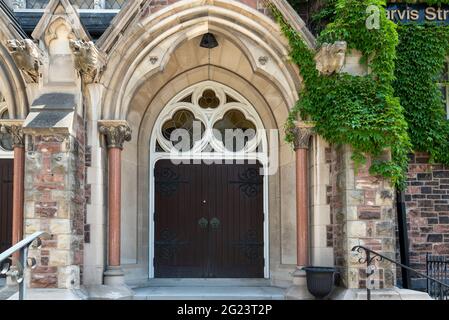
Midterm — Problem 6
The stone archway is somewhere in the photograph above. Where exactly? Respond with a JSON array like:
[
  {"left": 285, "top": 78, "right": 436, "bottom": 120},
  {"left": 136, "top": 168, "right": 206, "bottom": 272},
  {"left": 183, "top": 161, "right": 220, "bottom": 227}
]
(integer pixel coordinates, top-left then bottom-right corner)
[{"left": 93, "top": 0, "right": 314, "bottom": 285}]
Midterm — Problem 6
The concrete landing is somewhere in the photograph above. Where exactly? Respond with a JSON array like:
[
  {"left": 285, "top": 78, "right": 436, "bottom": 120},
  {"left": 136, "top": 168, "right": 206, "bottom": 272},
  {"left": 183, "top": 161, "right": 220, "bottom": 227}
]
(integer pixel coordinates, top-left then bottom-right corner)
[
  {"left": 7, "top": 289, "right": 85, "bottom": 300},
  {"left": 133, "top": 286, "right": 285, "bottom": 300},
  {"left": 329, "top": 287, "right": 433, "bottom": 300}
]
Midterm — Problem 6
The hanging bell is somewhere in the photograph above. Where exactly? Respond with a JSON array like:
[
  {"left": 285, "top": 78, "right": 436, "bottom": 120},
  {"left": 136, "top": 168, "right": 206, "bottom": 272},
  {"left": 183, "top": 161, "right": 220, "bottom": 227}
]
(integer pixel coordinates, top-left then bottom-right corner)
[{"left": 200, "top": 33, "right": 219, "bottom": 49}]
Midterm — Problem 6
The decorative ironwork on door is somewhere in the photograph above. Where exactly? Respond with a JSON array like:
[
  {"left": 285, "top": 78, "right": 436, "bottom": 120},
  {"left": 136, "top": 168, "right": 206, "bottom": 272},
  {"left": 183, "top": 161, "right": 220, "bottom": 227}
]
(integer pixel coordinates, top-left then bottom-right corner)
[
  {"left": 155, "top": 167, "right": 188, "bottom": 197},
  {"left": 232, "top": 230, "right": 264, "bottom": 261},
  {"left": 155, "top": 229, "right": 189, "bottom": 260},
  {"left": 229, "top": 168, "right": 263, "bottom": 198}
]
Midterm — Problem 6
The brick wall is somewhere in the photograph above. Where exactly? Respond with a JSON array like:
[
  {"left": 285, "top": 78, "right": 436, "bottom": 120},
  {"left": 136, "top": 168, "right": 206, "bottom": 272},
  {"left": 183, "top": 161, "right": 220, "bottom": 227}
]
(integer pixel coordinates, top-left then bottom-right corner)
[{"left": 404, "top": 152, "right": 449, "bottom": 276}]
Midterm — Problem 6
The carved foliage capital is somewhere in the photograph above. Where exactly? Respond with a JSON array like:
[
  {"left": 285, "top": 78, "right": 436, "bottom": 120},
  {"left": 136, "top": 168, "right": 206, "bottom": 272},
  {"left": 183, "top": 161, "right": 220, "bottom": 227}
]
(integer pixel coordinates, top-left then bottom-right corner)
[
  {"left": 291, "top": 126, "right": 314, "bottom": 150},
  {"left": 0, "top": 120, "right": 25, "bottom": 148},
  {"left": 99, "top": 121, "right": 132, "bottom": 150}
]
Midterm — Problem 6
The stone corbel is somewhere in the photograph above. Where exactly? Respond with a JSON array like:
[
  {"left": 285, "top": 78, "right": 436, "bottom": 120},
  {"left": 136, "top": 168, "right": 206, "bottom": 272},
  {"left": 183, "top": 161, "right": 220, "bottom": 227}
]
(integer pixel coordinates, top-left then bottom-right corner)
[
  {"left": 314, "top": 41, "right": 347, "bottom": 76},
  {"left": 69, "top": 39, "right": 106, "bottom": 83},
  {"left": 0, "top": 119, "right": 25, "bottom": 148},
  {"left": 98, "top": 120, "right": 132, "bottom": 150},
  {"left": 6, "top": 39, "right": 42, "bottom": 83},
  {"left": 291, "top": 122, "right": 315, "bottom": 150}
]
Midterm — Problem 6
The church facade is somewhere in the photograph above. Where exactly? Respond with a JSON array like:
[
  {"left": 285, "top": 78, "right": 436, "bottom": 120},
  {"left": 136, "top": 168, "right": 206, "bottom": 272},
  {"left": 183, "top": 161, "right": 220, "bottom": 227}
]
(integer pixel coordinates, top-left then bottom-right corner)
[{"left": 0, "top": 0, "right": 446, "bottom": 299}]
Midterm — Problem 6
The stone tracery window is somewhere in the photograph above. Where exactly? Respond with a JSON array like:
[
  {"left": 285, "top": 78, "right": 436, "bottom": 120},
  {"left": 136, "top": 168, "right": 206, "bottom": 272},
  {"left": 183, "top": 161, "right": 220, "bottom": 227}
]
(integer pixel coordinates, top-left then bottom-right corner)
[
  {"left": 154, "top": 82, "right": 264, "bottom": 155},
  {"left": 162, "top": 110, "right": 205, "bottom": 150}
]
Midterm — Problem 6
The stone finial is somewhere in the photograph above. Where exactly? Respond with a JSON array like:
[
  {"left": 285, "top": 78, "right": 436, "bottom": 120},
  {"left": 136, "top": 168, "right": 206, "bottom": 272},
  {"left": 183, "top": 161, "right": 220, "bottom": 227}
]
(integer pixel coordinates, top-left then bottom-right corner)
[
  {"left": 69, "top": 39, "right": 104, "bottom": 83},
  {"left": 314, "top": 41, "right": 347, "bottom": 76},
  {"left": 6, "top": 39, "right": 41, "bottom": 83},
  {"left": 98, "top": 121, "right": 132, "bottom": 150},
  {"left": 0, "top": 120, "right": 25, "bottom": 148},
  {"left": 291, "top": 125, "right": 314, "bottom": 150}
]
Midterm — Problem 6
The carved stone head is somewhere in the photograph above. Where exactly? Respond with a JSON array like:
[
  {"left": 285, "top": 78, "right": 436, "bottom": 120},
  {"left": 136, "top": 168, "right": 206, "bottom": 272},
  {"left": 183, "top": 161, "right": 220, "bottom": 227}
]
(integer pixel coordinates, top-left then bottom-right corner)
[
  {"left": 314, "top": 41, "right": 348, "bottom": 76},
  {"left": 6, "top": 39, "right": 40, "bottom": 82}
]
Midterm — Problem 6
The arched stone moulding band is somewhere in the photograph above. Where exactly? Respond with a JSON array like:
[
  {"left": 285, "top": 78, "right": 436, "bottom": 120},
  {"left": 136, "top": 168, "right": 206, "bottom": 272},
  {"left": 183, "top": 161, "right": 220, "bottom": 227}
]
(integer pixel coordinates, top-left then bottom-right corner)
[{"left": 98, "top": 0, "right": 311, "bottom": 120}]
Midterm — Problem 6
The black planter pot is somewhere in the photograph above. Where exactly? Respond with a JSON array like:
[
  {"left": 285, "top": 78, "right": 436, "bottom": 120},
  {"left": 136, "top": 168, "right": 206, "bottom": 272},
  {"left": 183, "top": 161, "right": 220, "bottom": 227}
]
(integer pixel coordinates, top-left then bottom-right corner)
[{"left": 303, "top": 266, "right": 337, "bottom": 299}]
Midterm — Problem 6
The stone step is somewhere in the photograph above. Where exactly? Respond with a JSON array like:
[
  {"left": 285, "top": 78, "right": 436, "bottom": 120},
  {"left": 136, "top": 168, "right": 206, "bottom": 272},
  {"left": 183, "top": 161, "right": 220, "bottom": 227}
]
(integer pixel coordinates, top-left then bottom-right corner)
[
  {"left": 129, "top": 278, "right": 272, "bottom": 289},
  {"left": 133, "top": 286, "right": 286, "bottom": 300}
]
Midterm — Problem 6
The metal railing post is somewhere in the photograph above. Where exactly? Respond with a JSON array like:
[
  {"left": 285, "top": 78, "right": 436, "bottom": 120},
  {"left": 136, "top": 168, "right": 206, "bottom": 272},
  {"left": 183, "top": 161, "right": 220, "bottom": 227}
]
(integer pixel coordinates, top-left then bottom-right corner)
[
  {"left": 366, "top": 250, "right": 371, "bottom": 301},
  {"left": 18, "top": 246, "right": 27, "bottom": 300},
  {"left": 353, "top": 245, "right": 449, "bottom": 300},
  {"left": 0, "top": 232, "right": 50, "bottom": 300}
]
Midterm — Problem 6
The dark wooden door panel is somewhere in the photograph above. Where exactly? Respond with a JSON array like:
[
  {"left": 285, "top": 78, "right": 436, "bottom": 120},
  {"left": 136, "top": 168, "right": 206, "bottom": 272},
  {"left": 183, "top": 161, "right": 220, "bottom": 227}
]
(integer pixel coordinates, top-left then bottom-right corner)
[
  {"left": 0, "top": 159, "right": 13, "bottom": 256},
  {"left": 154, "top": 160, "right": 264, "bottom": 278},
  {"left": 154, "top": 161, "right": 208, "bottom": 278},
  {"left": 208, "top": 163, "right": 264, "bottom": 278}
]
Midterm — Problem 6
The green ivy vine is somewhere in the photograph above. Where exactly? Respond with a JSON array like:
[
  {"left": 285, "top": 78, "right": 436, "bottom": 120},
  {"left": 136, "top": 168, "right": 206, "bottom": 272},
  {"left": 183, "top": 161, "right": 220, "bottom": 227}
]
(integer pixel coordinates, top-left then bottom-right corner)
[
  {"left": 274, "top": 0, "right": 411, "bottom": 188},
  {"left": 394, "top": 24, "right": 449, "bottom": 164}
]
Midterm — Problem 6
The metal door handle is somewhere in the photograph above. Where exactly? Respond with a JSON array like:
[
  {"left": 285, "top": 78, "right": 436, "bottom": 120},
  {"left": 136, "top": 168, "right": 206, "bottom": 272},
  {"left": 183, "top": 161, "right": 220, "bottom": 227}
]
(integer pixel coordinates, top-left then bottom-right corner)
[
  {"left": 198, "top": 217, "right": 208, "bottom": 229},
  {"left": 210, "top": 217, "right": 220, "bottom": 229}
]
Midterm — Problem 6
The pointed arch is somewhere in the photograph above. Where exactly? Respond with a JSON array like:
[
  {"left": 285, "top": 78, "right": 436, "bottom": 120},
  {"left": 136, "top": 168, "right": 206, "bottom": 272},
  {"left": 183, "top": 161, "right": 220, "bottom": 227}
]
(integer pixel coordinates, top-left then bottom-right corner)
[
  {"left": 0, "top": 15, "right": 29, "bottom": 119},
  {"left": 98, "top": 0, "right": 314, "bottom": 120}
]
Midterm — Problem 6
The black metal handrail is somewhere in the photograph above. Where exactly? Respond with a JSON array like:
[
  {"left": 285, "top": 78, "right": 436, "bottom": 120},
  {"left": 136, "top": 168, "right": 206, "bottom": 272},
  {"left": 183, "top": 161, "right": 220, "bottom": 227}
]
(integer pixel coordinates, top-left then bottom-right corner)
[
  {"left": 352, "top": 245, "right": 449, "bottom": 300},
  {"left": 0, "top": 231, "right": 51, "bottom": 300}
]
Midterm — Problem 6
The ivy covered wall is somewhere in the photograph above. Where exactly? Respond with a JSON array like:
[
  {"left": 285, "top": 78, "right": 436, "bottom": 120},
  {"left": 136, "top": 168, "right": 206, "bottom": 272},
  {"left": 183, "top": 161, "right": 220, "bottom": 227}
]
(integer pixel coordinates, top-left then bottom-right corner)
[{"left": 283, "top": 0, "right": 449, "bottom": 284}]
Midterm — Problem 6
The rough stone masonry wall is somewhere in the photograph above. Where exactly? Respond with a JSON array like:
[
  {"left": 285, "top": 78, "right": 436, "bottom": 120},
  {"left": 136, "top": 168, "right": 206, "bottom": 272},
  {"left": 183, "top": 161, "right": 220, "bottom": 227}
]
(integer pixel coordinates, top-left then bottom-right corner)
[
  {"left": 404, "top": 152, "right": 449, "bottom": 276},
  {"left": 330, "top": 145, "right": 396, "bottom": 289},
  {"left": 24, "top": 117, "right": 85, "bottom": 289}
]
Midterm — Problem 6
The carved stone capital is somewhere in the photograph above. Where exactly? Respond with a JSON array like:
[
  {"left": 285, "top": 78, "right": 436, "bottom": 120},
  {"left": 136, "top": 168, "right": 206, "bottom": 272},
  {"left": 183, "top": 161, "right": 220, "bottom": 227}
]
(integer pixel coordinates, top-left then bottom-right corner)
[
  {"left": 98, "top": 120, "right": 132, "bottom": 150},
  {"left": 6, "top": 39, "right": 41, "bottom": 83},
  {"left": 291, "top": 124, "right": 315, "bottom": 150},
  {"left": 69, "top": 39, "right": 104, "bottom": 83},
  {"left": 0, "top": 120, "right": 25, "bottom": 148}
]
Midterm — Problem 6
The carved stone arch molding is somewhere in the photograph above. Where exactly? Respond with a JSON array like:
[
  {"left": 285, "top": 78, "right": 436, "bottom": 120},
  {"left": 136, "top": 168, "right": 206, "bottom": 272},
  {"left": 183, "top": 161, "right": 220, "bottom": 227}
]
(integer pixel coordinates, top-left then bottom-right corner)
[
  {"left": 0, "top": 43, "right": 29, "bottom": 119},
  {"left": 98, "top": 0, "right": 314, "bottom": 120}
]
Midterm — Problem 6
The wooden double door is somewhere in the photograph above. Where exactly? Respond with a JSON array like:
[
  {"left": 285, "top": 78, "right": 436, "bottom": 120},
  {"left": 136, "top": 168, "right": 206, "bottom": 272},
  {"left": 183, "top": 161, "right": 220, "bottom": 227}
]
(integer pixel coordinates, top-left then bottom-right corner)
[
  {"left": 0, "top": 159, "right": 13, "bottom": 256},
  {"left": 154, "top": 160, "right": 265, "bottom": 278}
]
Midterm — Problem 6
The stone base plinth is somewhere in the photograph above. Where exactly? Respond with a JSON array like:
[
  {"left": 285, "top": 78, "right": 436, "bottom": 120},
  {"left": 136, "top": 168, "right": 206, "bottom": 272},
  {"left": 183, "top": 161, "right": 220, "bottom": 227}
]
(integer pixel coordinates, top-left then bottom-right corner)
[
  {"left": 83, "top": 285, "right": 135, "bottom": 300},
  {"left": 104, "top": 266, "right": 125, "bottom": 286},
  {"left": 292, "top": 268, "right": 307, "bottom": 286},
  {"left": 284, "top": 285, "right": 314, "bottom": 300}
]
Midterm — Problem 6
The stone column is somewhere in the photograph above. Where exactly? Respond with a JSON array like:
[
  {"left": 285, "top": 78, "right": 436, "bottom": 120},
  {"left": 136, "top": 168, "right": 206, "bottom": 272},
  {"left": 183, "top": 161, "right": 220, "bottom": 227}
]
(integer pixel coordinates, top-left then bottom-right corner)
[
  {"left": 331, "top": 145, "right": 396, "bottom": 290},
  {"left": 0, "top": 120, "right": 25, "bottom": 255},
  {"left": 292, "top": 124, "right": 314, "bottom": 272},
  {"left": 99, "top": 120, "right": 131, "bottom": 286}
]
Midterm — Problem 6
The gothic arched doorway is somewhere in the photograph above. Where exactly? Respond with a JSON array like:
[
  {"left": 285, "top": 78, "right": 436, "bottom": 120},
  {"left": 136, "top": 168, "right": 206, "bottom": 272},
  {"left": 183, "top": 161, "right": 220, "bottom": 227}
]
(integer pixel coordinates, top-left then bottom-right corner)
[{"left": 149, "top": 81, "right": 269, "bottom": 278}]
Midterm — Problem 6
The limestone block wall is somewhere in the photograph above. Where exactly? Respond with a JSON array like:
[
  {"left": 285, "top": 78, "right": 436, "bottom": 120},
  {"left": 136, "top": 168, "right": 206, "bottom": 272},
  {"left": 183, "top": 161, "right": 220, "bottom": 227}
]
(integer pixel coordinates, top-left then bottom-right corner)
[
  {"left": 309, "top": 135, "right": 334, "bottom": 266},
  {"left": 24, "top": 118, "right": 85, "bottom": 289},
  {"left": 404, "top": 152, "right": 449, "bottom": 274},
  {"left": 330, "top": 145, "right": 396, "bottom": 289}
]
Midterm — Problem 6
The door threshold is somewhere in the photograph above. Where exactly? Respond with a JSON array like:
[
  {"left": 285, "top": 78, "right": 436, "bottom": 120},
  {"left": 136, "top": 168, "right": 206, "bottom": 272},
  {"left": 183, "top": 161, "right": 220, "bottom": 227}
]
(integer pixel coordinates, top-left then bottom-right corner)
[{"left": 129, "top": 278, "right": 271, "bottom": 289}]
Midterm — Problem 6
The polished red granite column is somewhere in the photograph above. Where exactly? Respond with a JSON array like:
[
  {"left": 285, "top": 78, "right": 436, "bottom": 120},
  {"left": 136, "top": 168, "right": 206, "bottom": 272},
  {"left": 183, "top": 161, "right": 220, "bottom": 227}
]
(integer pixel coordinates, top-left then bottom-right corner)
[
  {"left": 99, "top": 121, "right": 131, "bottom": 285},
  {"left": 292, "top": 125, "right": 314, "bottom": 270},
  {"left": 1, "top": 121, "right": 25, "bottom": 254}
]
